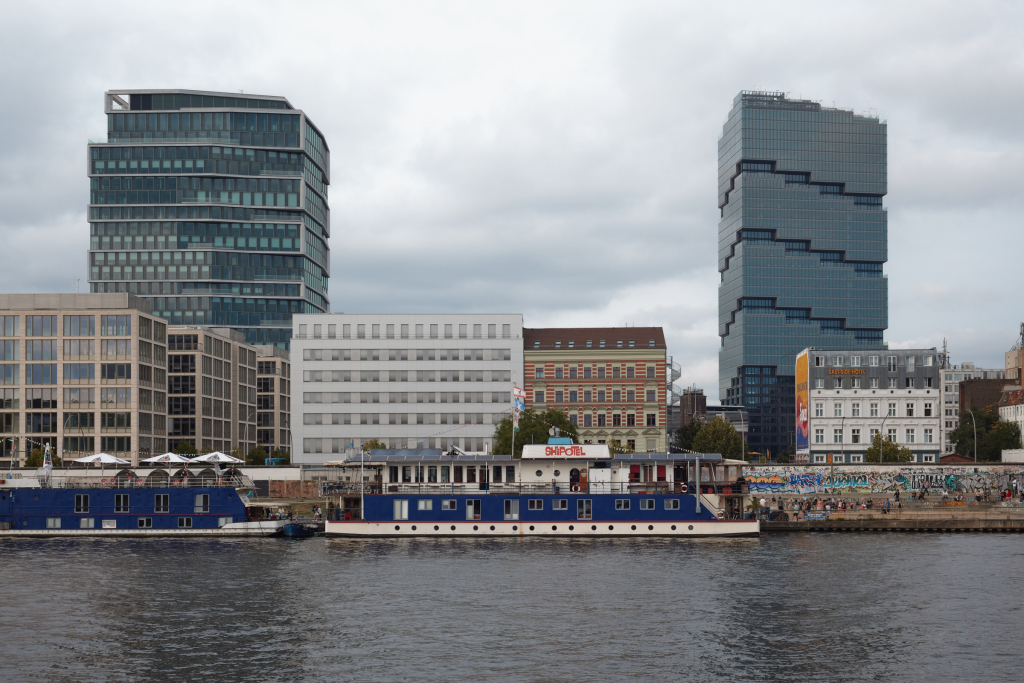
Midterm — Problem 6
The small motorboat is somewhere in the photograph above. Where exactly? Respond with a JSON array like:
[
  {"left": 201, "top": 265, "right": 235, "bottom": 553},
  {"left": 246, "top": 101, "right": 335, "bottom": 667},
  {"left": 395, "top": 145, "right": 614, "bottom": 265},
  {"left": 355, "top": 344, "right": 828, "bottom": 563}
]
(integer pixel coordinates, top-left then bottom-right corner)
[{"left": 281, "top": 522, "right": 315, "bottom": 538}]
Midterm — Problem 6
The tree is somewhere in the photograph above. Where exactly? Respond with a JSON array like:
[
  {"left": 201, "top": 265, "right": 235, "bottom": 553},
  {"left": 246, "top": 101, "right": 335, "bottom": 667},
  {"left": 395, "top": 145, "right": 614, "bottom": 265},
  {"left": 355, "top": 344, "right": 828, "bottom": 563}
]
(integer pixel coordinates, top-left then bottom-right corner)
[
  {"left": 271, "top": 447, "right": 291, "bottom": 466},
  {"left": 677, "top": 420, "right": 703, "bottom": 452},
  {"left": 230, "top": 447, "right": 244, "bottom": 463},
  {"left": 864, "top": 432, "right": 914, "bottom": 463},
  {"left": 173, "top": 439, "right": 197, "bottom": 455},
  {"left": 691, "top": 416, "right": 744, "bottom": 460},
  {"left": 492, "top": 409, "right": 580, "bottom": 457},
  {"left": 777, "top": 444, "right": 796, "bottom": 464},
  {"left": 246, "top": 444, "right": 268, "bottom": 466},
  {"left": 25, "top": 447, "right": 62, "bottom": 468},
  {"left": 608, "top": 439, "right": 632, "bottom": 455},
  {"left": 362, "top": 439, "right": 388, "bottom": 452},
  {"left": 948, "top": 407, "right": 1023, "bottom": 461}
]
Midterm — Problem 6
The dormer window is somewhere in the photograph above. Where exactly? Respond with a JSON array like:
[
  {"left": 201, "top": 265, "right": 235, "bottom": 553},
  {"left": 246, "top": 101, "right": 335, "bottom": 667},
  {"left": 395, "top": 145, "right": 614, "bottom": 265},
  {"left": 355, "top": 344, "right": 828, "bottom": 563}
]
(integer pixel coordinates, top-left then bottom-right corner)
[
  {"left": 649, "top": 339, "right": 655, "bottom": 347},
  {"left": 629, "top": 340, "right": 635, "bottom": 348},
  {"left": 555, "top": 341, "right": 561, "bottom": 348},
  {"left": 533, "top": 341, "right": 540, "bottom": 348},
  {"left": 586, "top": 340, "right": 593, "bottom": 348},
  {"left": 617, "top": 340, "right": 623, "bottom": 348},
  {"left": 568, "top": 341, "right": 574, "bottom": 348},
  {"left": 599, "top": 340, "right": 606, "bottom": 348}
]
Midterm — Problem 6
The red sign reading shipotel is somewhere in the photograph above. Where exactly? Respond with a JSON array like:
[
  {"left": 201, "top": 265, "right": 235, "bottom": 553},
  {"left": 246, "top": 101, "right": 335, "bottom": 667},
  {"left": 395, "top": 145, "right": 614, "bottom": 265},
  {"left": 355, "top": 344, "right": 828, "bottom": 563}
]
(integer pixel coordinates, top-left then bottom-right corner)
[{"left": 520, "top": 444, "right": 612, "bottom": 459}]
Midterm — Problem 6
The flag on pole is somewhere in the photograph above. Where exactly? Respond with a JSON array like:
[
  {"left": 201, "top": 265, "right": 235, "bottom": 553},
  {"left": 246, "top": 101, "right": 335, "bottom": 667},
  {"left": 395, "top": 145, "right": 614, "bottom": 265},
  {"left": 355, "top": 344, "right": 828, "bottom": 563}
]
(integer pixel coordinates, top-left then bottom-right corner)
[{"left": 512, "top": 386, "right": 525, "bottom": 429}]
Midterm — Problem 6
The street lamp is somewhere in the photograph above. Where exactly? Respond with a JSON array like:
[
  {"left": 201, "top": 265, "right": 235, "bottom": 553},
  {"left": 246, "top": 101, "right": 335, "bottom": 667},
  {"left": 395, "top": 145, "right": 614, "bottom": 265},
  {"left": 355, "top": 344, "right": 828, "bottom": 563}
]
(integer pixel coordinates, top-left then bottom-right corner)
[{"left": 966, "top": 409, "right": 977, "bottom": 463}]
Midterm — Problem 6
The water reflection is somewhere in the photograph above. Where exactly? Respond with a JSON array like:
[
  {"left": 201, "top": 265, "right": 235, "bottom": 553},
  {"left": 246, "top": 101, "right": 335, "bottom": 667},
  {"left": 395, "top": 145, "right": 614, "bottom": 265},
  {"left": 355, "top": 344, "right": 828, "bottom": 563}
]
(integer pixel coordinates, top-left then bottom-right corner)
[{"left": 0, "top": 534, "right": 1020, "bottom": 681}]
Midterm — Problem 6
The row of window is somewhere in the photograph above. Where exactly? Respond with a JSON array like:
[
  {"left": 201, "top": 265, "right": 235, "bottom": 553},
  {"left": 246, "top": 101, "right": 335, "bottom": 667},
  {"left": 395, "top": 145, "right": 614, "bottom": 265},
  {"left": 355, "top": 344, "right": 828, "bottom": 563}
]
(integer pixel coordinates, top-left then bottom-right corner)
[
  {"left": 814, "top": 401, "right": 934, "bottom": 418},
  {"left": 46, "top": 517, "right": 220, "bottom": 529},
  {"left": 302, "top": 348, "right": 511, "bottom": 362},
  {"left": 298, "top": 322, "right": 514, "bottom": 340},
  {"left": 812, "top": 376, "right": 934, "bottom": 389},
  {"left": 570, "top": 413, "right": 657, "bottom": 427},
  {"left": 392, "top": 498, "right": 680, "bottom": 521},
  {"left": 302, "top": 370, "right": 510, "bottom": 383},
  {"left": 813, "top": 427, "right": 934, "bottom": 444},
  {"left": 534, "top": 366, "right": 657, "bottom": 379},
  {"left": 302, "top": 391, "right": 511, "bottom": 404},
  {"left": 536, "top": 389, "right": 658, "bottom": 404},
  {"left": 813, "top": 354, "right": 934, "bottom": 370},
  {"left": 0, "top": 315, "right": 137, "bottom": 338},
  {"left": 0, "top": 363, "right": 135, "bottom": 385},
  {"left": 532, "top": 339, "right": 656, "bottom": 349}
]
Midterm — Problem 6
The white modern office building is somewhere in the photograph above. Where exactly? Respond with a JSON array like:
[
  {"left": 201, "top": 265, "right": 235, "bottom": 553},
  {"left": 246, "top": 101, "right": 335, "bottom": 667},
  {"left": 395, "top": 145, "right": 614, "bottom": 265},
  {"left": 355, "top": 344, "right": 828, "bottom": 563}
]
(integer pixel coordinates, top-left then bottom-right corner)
[
  {"left": 798, "top": 348, "right": 941, "bottom": 464},
  {"left": 940, "top": 362, "right": 1006, "bottom": 454},
  {"left": 291, "top": 314, "right": 524, "bottom": 464}
]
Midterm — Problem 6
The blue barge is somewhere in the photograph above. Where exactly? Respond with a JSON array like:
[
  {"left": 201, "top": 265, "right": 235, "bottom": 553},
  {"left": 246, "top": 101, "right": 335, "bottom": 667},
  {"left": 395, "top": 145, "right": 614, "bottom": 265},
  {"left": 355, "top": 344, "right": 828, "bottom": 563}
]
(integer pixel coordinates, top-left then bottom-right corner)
[
  {"left": 323, "top": 444, "right": 758, "bottom": 538},
  {"left": 0, "top": 471, "right": 284, "bottom": 537}
]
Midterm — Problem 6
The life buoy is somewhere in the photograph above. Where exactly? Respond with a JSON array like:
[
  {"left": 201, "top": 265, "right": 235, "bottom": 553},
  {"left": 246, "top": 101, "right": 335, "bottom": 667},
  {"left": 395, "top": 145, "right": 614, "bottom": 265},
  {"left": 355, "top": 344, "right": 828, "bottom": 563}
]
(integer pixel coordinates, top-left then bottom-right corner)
[
  {"left": 680, "top": 484, "right": 688, "bottom": 494},
  {"left": 571, "top": 484, "right": 580, "bottom": 493}
]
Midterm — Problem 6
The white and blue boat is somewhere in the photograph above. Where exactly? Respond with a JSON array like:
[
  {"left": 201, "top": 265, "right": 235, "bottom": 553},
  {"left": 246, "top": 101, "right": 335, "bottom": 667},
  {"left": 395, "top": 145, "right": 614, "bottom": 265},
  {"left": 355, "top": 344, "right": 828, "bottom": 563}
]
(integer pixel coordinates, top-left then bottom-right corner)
[
  {"left": 0, "top": 458, "right": 285, "bottom": 537},
  {"left": 323, "top": 440, "right": 757, "bottom": 538}
]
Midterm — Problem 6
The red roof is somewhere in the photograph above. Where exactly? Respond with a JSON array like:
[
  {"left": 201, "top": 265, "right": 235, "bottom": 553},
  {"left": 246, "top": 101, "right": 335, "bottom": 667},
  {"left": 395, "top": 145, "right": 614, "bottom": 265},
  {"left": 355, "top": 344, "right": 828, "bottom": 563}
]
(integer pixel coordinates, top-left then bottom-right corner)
[
  {"left": 523, "top": 327, "right": 666, "bottom": 351},
  {"left": 1000, "top": 389, "right": 1024, "bottom": 407}
]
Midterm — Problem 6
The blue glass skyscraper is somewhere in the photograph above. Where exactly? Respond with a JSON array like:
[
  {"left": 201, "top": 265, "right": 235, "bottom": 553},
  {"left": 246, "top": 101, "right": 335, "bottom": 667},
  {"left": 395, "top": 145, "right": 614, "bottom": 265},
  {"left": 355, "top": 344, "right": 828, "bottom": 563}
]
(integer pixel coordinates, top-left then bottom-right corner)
[
  {"left": 88, "top": 90, "right": 331, "bottom": 350},
  {"left": 718, "top": 91, "right": 887, "bottom": 457}
]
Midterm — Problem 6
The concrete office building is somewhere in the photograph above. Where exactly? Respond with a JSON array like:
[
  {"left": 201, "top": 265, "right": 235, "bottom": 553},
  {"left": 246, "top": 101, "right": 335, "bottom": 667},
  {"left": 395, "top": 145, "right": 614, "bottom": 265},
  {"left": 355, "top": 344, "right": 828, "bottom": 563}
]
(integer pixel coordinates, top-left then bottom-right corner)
[
  {"left": 718, "top": 91, "right": 888, "bottom": 459},
  {"left": 797, "top": 348, "right": 940, "bottom": 464},
  {"left": 87, "top": 89, "right": 331, "bottom": 349},
  {"left": 165, "top": 326, "right": 258, "bottom": 455},
  {"left": 0, "top": 293, "right": 168, "bottom": 466},
  {"left": 256, "top": 345, "right": 291, "bottom": 455},
  {"left": 292, "top": 314, "right": 524, "bottom": 464},
  {"left": 940, "top": 362, "right": 1006, "bottom": 453},
  {"left": 522, "top": 328, "right": 677, "bottom": 453}
]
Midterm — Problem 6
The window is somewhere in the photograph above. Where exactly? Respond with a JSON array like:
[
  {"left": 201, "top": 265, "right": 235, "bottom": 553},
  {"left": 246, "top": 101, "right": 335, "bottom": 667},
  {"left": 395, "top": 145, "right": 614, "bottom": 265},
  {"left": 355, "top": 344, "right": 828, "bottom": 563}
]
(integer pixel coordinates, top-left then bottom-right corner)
[
  {"left": 888, "top": 378, "right": 897, "bottom": 389},
  {"left": 535, "top": 368, "right": 544, "bottom": 379},
  {"left": 814, "top": 403, "right": 823, "bottom": 417},
  {"left": 834, "top": 429, "right": 843, "bottom": 444},
  {"left": 528, "top": 499, "right": 543, "bottom": 510},
  {"left": 907, "top": 356, "right": 916, "bottom": 372},
  {"left": 905, "top": 378, "right": 915, "bottom": 389},
  {"left": 75, "top": 494, "right": 89, "bottom": 513},
  {"left": 814, "top": 428, "right": 824, "bottom": 444},
  {"left": 924, "top": 403, "right": 932, "bottom": 417},
  {"left": 665, "top": 499, "right": 680, "bottom": 510},
  {"left": 506, "top": 466, "right": 515, "bottom": 483},
  {"left": 80, "top": 518, "right": 95, "bottom": 529},
  {"left": 906, "top": 404, "right": 914, "bottom": 417},
  {"left": 851, "top": 403, "right": 860, "bottom": 417},
  {"left": 851, "top": 356, "right": 861, "bottom": 367},
  {"left": 555, "top": 391, "right": 563, "bottom": 403},
  {"left": 155, "top": 494, "right": 169, "bottom": 513},
  {"left": 534, "top": 391, "right": 544, "bottom": 404},
  {"left": 870, "top": 378, "right": 879, "bottom": 389},
  {"left": 646, "top": 414, "right": 656, "bottom": 426},
  {"left": 194, "top": 494, "right": 209, "bottom": 513},
  {"left": 504, "top": 499, "right": 519, "bottom": 520},
  {"left": 888, "top": 402, "right": 896, "bottom": 417},
  {"left": 646, "top": 390, "right": 656, "bottom": 402},
  {"left": 887, "top": 428, "right": 898, "bottom": 442},
  {"left": 924, "top": 428, "right": 934, "bottom": 443},
  {"left": 638, "top": 499, "right": 654, "bottom": 511},
  {"left": 853, "top": 378, "right": 861, "bottom": 389},
  {"left": 615, "top": 499, "right": 630, "bottom": 510},
  {"left": 466, "top": 499, "right": 481, "bottom": 520},
  {"left": 217, "top": 517, "right": 233, "bottom": 528},
  {"left": 577, "top": 499, "right": 592, "bottom": 520},
  {"left": 115, "top": 494, "right": 129, "bottom": 513},
  {"left": 393, "top": 499, "right": 409, "bottom": 520},
  {"left": 441, "top": 499, "right": 456, "bottom": 510},
  {"left": 869, "top": 356, "right": 879, "bottom": 367},
  {"left": 833, "top": 404, "right": 842, "bottom": 417},
  {"left": 851, "top": 428, "right": 861, "bottom": 444},
  {"left": 887, "top": 356, "right": 897, "bottom": 372},
  {"left": 834, "top": 356, "right": 843, "bottom": 367},
  {"left": 814, "top": 379, "right": 824, "bottom": 389},
  {"left": 906, "top": 429, "right": 916, "bottom": 444},
  {"left": 923, "top": 356, "right": 933, "bottom": 367},
  {"left": 178, "top": 518, "right": 193, "bottom": 528},
  {"left": 833, "top": 378, "right": 842, "bottom": 389},
  {"left": 46, "top": 518, "right": 61, "bottom": 529},
  {"left": 815, "top": 356, "right": 824, "bottom": 367},
  {"left": 553, "top": 499, "right": 568, "bottom": 510},
  {"left": 417, "top": 500, "right": 432, "bottom": 511}
]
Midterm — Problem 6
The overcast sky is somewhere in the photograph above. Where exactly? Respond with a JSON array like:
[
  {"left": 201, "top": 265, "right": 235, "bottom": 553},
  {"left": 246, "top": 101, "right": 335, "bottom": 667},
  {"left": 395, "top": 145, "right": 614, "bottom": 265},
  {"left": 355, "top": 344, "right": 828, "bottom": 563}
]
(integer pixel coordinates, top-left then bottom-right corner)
[{"left": 1, "top": 1, "right": 1022, "bottom": 402}]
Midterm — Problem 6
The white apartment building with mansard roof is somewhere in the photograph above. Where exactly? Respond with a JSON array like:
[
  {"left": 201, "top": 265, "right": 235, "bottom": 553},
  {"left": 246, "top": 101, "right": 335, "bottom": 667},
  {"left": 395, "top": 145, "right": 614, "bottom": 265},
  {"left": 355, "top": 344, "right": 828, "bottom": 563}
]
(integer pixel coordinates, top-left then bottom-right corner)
[{"left": 291, "top": 314, "right": 524, "bottom": 464}]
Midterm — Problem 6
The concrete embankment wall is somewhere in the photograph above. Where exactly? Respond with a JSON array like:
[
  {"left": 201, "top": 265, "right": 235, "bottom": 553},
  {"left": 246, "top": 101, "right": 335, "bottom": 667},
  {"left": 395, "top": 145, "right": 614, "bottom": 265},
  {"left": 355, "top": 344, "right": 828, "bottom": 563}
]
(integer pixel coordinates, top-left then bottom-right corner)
[{"left": 744, "top": 464, "right": 1024, "bottom": 495}]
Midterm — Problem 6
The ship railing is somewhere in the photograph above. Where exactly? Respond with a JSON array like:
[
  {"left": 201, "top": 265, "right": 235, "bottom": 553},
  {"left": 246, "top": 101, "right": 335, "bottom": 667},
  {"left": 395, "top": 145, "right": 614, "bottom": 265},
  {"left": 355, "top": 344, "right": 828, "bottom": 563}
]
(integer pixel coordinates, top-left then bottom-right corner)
[{"left": 47, "top": 476, "right": 251, "bottom": 489}]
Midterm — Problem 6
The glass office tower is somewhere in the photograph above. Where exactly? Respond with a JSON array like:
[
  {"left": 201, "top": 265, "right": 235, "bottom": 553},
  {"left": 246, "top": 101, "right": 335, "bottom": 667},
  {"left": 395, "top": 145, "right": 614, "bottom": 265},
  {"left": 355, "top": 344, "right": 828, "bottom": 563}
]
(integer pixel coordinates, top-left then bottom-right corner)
[
  {"left": 87, "top": 90, "right": 331, "bottom": 350},
  {"left": 717, "top": 91, "right": 887, "bottom": 458}
]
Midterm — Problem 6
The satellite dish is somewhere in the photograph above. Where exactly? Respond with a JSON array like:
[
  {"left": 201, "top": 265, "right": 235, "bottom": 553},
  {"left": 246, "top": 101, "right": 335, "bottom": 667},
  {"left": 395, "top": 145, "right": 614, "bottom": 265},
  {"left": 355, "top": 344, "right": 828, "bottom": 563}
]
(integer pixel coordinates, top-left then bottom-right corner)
[{"left": 548, "top": 428, "right": 555, "bottom": 436}]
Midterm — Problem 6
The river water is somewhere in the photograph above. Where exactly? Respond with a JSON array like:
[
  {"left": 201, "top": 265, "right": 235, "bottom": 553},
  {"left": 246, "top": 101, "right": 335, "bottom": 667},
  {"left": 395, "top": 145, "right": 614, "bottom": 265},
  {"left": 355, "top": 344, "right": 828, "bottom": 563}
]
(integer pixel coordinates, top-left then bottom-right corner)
[{"left": 0, "top": 534, "right": 1021, "bottom": 682}]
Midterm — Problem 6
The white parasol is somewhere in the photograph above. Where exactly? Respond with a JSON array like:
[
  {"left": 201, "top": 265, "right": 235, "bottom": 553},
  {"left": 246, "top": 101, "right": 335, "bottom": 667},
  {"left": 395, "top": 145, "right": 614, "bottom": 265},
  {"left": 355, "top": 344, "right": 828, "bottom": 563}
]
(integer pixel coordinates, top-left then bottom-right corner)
[
  {"left": 190, "top": 451, "right": 244, "bottom": 464},
  {"left": 140, "top": 452, "right": 194, "bottom": 465},
  {"left": 73, "top": 453, "right": 131, "bottom": 465}
]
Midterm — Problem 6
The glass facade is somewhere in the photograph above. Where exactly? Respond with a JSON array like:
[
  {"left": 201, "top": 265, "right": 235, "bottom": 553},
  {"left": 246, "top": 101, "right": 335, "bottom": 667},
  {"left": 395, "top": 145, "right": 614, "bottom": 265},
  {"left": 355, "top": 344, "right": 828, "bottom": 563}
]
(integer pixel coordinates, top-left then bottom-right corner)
[
  {"left": 718, "top": 91, "right": 888, "bottom": 458},
  {"left": 88, "top": 90, "right": 330, "bottom": 350}
]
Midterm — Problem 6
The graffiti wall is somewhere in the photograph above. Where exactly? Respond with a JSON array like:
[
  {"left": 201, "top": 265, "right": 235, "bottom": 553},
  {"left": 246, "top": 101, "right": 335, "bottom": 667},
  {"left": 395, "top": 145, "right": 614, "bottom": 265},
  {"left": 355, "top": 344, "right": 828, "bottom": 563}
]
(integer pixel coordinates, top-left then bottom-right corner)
[{"left": 743, "top": 465, "right": 1024, "bottom": 495}]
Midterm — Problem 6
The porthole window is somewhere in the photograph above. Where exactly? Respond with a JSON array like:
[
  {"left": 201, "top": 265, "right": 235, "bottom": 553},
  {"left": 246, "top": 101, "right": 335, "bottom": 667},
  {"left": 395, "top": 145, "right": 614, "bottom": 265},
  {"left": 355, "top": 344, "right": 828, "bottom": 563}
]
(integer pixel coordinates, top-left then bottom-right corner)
[
  {"left": 433, "top": 525, "right": 439, "bottom": 531},
  {"left": 450, "top": 525, "right": 456, "bottom": 531},
  {"left": 648, "top": 525, "right": 654, "bottom": 531},
  {"left": 489, "top": 525, "right": 495, "bottom": 531},
  {"left": 552, "top": 525, "right": 557, "bottom": 531},
  {"left": 569, "top": 525, "right": 574, "bottom": 531},
  {"left": 529, "top": 525, "right": 535, "bottom": 531},
  {"left": 553, "top": 470, "right": 561, "bottom": 477},
  {"left": 631, "top": 525, "right": 636, "bottom": 531},
  {"left": 608, "top": 525, "right": 614, "bottom": 530},
  {"left": 671, "top": 525, "right": 677, "bottom": 530},
  {"left": 591, "top": 525, "right": 597, "bottom": 531},
  {"left": 688, "top": 525, "right": 694, "bottom": 530},
  {"left": 473, "top": 525, "right": 478, "bottom": 531},
  {"left": 34, "top": 496, "right": 39, "bottom": 500},
  {"left": 535, "top": 470, "right": 543, "bottom": 477},
  {"left": 394, "top": 525, "right": 400, "bottom": 531},
  {"left": 513, "top": 525, "right": 518, "bottom": 531},
  {"left": 411, "top": 525, "right": 417, "bottom": 531}
]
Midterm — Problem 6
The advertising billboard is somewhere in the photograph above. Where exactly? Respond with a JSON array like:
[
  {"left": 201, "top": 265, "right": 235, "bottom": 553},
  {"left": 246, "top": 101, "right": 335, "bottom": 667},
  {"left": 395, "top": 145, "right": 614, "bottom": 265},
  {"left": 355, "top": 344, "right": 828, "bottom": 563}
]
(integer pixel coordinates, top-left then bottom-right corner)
[
  {"left": 795, "top": 349, "right": 810, "bottom": 456},
  {"left": 520, "top": 444, "right": 612, "bottom": 459}
]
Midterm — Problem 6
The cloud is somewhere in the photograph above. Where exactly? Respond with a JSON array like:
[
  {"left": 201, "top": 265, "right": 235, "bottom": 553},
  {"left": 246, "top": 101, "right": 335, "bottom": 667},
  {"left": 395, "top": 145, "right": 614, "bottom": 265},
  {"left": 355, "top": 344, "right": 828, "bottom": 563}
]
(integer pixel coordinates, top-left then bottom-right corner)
[{"left": 0, "top": 1, "right": 1021, "bottom": 402}]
